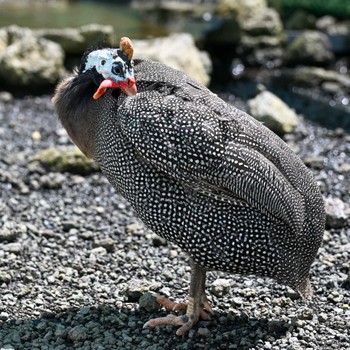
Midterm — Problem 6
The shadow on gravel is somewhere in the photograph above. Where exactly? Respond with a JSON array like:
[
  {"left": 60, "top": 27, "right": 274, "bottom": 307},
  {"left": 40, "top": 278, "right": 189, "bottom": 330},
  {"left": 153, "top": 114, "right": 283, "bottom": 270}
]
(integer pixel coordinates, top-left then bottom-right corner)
[{"left": 0, "top": 304, "right": 293, "bottom": 350}]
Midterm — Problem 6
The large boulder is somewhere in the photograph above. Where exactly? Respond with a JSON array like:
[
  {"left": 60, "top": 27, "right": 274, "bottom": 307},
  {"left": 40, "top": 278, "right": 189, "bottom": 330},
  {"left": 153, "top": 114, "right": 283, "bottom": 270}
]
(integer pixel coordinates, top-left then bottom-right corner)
[
  {"left": 237, "top": 7, "right": 284, "bottom": 65},
  {"left": 248, "top": 90, "right": 299, "bottom": 134},
  {"left": 208, "top": 1, "right": 284, "bottom": 66},
  {"left": 35, "top": 24, "right": 114, "bottom": 55},
  {"left": 279, "top": 66, "right": 350, "bottom": 92},
  {"left": 133, "top": 33, "right": 211, "bottom": 86},
  {"left": 240, "top": 8, "right": 283, "bottom": 37},
  {"left": 0, "top": 26, "right": 65, "bottom": 88},
  {"left": 284, "top": 30, "right": 334, "bottom": 66},
  {"left": 216, "top": 0, "right": 267, "bottom": 18}
]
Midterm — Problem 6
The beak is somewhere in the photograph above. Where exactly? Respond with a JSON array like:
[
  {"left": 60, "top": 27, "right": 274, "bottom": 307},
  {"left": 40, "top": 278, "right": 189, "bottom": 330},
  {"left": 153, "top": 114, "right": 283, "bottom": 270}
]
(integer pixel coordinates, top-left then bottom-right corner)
[
  {"left": 93, "top": 77, "right": 137, "bottom": 100},
  {"left": 118, "top": 77, "right": 137, "bottom": 96}
]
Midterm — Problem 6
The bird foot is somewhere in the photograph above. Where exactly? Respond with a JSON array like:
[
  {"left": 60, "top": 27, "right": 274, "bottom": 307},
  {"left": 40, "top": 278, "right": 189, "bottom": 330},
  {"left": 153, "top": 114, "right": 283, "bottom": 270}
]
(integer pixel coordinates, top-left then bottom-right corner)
[{"left": 143, "top": 293, "right": 212, "bottom": 336}]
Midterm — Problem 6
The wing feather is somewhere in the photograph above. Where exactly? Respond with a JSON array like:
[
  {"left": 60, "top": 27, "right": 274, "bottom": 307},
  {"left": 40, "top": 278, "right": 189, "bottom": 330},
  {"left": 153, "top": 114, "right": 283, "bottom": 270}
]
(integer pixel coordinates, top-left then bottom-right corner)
[{"left": 119, "top": 87, "right": 305, "bottom": 234}]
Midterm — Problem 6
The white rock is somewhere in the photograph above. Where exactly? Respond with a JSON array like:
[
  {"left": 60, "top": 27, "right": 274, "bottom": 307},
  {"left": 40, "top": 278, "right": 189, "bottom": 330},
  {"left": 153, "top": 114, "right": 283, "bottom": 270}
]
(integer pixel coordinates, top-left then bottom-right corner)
[
  {"left": 248, "top": 90, "right": 299, "bottom": 134},
  {"left": 133, "top": 33, "right": 211, "bottom": 86}
]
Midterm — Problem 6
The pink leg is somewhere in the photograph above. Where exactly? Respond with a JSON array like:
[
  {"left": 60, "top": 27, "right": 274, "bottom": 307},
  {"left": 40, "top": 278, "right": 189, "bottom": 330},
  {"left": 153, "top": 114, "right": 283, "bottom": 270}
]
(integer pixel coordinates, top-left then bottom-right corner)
[{"left": 143, "top": 263, "right": 212, "bottom": 336}]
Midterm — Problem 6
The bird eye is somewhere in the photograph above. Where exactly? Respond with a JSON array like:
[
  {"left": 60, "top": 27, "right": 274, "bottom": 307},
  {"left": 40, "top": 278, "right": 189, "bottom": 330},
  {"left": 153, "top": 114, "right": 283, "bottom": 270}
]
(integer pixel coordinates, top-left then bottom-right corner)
[
  {"left": 101, "top": 60, "right": 106, "bottom": 66},
  {"left": 112, "top": 62, "right": 123, "bottom": 76}
]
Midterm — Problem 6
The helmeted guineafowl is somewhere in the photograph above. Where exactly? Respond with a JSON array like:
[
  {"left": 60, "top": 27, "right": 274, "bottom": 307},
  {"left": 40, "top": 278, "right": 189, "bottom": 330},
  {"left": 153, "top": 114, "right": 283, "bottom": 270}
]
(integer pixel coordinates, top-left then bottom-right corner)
[{"left": 53, "top": 37, "right": 325, "bottom": 336}]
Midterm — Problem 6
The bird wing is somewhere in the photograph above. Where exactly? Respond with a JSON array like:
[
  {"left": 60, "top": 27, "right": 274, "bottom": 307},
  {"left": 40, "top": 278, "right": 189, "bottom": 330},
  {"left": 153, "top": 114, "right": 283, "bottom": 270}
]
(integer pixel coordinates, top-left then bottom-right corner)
[{"left": 118, "top": 86, "right": 305, "bottom": 234}]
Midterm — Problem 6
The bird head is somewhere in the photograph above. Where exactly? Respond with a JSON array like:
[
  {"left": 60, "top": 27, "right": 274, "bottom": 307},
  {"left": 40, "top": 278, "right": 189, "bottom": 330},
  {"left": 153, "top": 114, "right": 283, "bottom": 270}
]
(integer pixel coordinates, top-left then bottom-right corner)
[{"left": 82, "top": 37, "right": 137, "bottom": 99}]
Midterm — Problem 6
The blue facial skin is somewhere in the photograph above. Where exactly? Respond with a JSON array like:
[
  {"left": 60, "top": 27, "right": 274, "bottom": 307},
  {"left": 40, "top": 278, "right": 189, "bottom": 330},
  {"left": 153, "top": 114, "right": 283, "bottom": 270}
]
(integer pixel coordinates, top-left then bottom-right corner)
[{"left": 83, "top": 49, "right": 134, "bottom": 84}]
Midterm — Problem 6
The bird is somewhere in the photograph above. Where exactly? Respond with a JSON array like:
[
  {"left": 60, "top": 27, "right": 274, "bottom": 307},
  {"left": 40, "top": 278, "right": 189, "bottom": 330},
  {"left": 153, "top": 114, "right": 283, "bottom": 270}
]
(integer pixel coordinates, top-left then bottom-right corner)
[{"left": 53, "top": 37, "right": 325, "bottom": 336}]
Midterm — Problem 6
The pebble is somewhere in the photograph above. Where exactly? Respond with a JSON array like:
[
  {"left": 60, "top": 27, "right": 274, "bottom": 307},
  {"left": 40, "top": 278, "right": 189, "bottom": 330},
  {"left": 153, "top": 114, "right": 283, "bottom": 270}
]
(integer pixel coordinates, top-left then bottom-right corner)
[
  {"left": 122, "top": 278, "right": 162, "bottom": 300},
  {"left": 39, "top": 173, "right": 66, "bottom": 189},
  {"left": 324, "top": 197, "right": 350, "bottom": 228},
  {"left": 1, "top": 242, "right": 22, "bottom": 254},
  {"left": 92, "top": 238, "right": 116, "bottom": 253},
  {"left": 0, "top": 311, "right": 9, "bottom": 321},
  {"left": 0, "top": 271, "right": 12, "bottom": 283},
  {"left": 211, "top": 278, "right": 231, "bottom": 297},
  {"left": 197, "top": 327, "right": 211, "bottom": 337},
  {"left": 0, "top": 91, "right": 13, "bottom": 103},
  {"left": 68, "top": 325, "right": 87, "bottom": 342},
  {"left": 318, "top": 312, "right": 328, "bottom": 323},
  {"left": 139, "top": 292, "right": 161, "bottom": 312}
]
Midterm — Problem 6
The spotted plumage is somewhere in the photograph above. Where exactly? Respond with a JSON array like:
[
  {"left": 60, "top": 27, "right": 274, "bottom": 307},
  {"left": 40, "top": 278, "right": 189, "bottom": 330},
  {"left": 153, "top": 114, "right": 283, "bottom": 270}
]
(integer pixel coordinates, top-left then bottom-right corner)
[{"left": 53, "top": 40, "right": 325, "bottom": 335}]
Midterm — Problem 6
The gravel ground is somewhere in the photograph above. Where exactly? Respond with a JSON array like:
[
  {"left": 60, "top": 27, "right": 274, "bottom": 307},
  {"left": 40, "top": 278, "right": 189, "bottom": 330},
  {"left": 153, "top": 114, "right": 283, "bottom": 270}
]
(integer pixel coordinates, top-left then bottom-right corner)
[{"left": 0, "top": 94, "right": 349, "bottom": 350}]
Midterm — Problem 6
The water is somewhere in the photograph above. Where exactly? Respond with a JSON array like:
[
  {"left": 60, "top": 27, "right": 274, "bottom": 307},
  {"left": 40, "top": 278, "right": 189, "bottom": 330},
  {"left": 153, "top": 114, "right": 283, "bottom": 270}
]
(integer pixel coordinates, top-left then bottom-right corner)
[{"left": 0, "top": 0, "right": 166, "bottom": 38}]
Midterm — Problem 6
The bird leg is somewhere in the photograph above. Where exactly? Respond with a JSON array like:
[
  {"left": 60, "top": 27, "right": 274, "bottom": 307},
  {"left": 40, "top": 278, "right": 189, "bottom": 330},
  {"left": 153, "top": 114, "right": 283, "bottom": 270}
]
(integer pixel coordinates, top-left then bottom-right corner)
[{"left": 143, "top": 263, "right": 212, "bottom": 336}]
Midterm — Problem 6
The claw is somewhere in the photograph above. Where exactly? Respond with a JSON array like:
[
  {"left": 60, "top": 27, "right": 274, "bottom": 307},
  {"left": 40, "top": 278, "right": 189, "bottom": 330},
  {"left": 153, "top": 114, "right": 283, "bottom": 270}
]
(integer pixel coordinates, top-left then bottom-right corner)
[
  {"left": 143, "top": 314, "right": 198, "bottom": 337},
  {"left": 142, "top": 264, "right": 213, "bottom": 336}
]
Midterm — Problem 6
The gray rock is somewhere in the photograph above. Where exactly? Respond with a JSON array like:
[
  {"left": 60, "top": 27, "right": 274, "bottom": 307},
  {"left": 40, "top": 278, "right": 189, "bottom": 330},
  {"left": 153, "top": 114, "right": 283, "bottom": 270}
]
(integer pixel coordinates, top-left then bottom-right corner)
[
  {"left": 122, "top": 278, "right": 162, "bottom": 300},
  {"left": 281, "top": 66, "right": 350, "bottom": 89},
  {"left": 139, "top": 292, "right": 161, "bottom": 312},
  {"left": 68, "top": 325, "right": 87, "bottom": 342},
  {"left": 0, "top": 271, "right": 12, "bottom": 283},
  {"left": 0, "top": 311, "right": 9, "bottom": 321},
  {"left": 324, "top": 197, "right": 350, "bottom": 228},
  {"left": 1, "top": 242, "right": 22, "bottom": 254},
  {"left": 285, "top": 30, "right": 334, "bottom": 66},
  {"left": 90, "top": 246, "right": 107, "bottom": 256},
  {"left": 298, "top": 307, "right": 314, "bottom": 320},
  {"left": 133, "top": 33, "right": 211, "bottom": 86},
  {"left": 240, "top": 8, "right": 283, "bottom": 37},
  {"left": 0, "top": 221, "right": 26, "bottom": 242},
  {"left": 36, "top": 24, "right": 114, "bottom": 55},
  {"left": 216, "top": 0, "right": 267, "bottom": 18},
  {"left": 93, "top": 238, "right": 116, "bottom": 253},
  {"left": 0, "top": 91, "right": 13, "bottom": 103},
  {"left": 248, "top": 91, "right": 299, "bottom": 134},
  {"left": 39, "top": 172, "right": 66, "bottom": 189},
  {"left": 197, "top": 327, "right": 211, "bottom": 337},
  {"left": 151, "top": 234, "right": 167, "bottom": 247},
  {"left": 0, "top": 26, "right": 65, "bottom": 87},
  {"left": 211, "top": 278, "right": 231, "bottom": 297}
]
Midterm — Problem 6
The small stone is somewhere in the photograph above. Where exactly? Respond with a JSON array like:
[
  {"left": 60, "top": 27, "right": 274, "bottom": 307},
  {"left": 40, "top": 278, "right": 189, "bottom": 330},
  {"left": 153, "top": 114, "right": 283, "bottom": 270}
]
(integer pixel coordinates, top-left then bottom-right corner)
[
  {"left": 39, "top": 172, "right": 66, "bottom": 189},
  {"left": 0, "top": 91, "right": 13, "bottom": 103},
  {"left": 324, "top": 197, "right": 350, "bottom": 228},
  {"left": 78, "top": 307, "right": 91, "bottom": 315},
  {"left": 122, "top": 278, "right": 162, "bottom": 300},
  {"left": 32, "top": 131, "right": 42, "bottom": 141},
  {"left": 0, "top": 271, "right": 12, "bottom": 283},
  {"left": 126, "top": 223, "right": 144, "bottom": 235},
  {"left": 139, "top": 292, "right": 161, "bottom": 312},
  {"left": 90, "top": 247, "right": 107, "bottom": 256},
  {"left": 231, "top": 297, "right": 243, "bottom": 307},
  {"left": 197, "top": 327, "right": 211, "bottom": 337},
  {"left": 0, "top": 221, "right": 26, "bottom": 242},
  {"left": 151, "top": 234, "right": 167, "bottom": 247},
  {"left": 93, "top": 238, "right": 115, "bottom": 253},
  {"left": 68, "top": 326, "right": 87, "bottom": 342},
  {"left": 2, "top": 243, "right": 22, "bottom": 254},
  {"left": 211, "top": 278, "right": 231, "bottom": 297},
  {"left": 298, "top": 308, "right": 314, "bottom": 320},
  {"left": 62, "top": 220, "right": 79, "bottom": 232},
  {"left": 268, "top": 320, "right": 286, "bottom": 333},
  {"left": 23, "top": 274, "right": 34, "bottom": 283},
  {"left": 318, "top": 312, "right": 328, "bottom": 323},
  {"left": 0, "top": 311, "right": 9, "bottom": 321}
]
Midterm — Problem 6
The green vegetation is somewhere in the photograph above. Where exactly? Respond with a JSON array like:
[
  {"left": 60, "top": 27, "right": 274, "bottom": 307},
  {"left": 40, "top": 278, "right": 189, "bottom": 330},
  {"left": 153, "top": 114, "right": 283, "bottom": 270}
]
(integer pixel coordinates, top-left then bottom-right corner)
[{"left": 269, "top": 0, "right": 350, "bottom": 18}]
